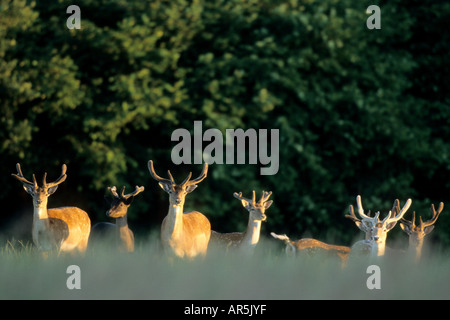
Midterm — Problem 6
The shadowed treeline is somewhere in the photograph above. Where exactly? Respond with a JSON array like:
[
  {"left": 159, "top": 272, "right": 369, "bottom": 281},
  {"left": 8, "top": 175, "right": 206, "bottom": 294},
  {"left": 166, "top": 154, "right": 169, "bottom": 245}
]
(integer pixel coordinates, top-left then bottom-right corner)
[{"left": 0, "top": 0, "right": 449, "bottom": 249}]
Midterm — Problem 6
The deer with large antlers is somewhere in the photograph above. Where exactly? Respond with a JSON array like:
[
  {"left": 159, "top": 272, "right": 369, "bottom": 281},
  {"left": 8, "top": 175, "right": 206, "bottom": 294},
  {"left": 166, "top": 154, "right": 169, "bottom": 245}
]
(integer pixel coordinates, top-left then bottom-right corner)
[
  {"left": 11, "top": 163, "right": 91, "bottom": 255},
  {"left": 270, "top": 233, "right": 351, "bottom": 266},
  {"left": 347, "top": 195, "right": 412, "bottom": 257},
  {"left": 91, "top": 185, "right": 145, "bottom": 252},
  {"left": 148, "top": 160, "right": 211, "bottom": 259},
  {"left": 399, "top": 202, "right": 444, "bottom": 262},
  {"left": 209, "top": 191, "right": 273, "bottom": 252}
]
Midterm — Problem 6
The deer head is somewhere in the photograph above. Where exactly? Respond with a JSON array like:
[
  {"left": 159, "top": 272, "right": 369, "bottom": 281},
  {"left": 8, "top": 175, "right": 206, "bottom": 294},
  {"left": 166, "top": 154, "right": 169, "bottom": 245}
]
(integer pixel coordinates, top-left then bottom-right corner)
[
  {"left": 234, "top": 190, "right": 273, "bottom": 222},
  {"left": 148, "top": 160, "right": 208, "bottom": 207},
  {"left": 11, "top": 163, "right": 67, "bottom": 208},
  {"left": 106, "top": 186, "right": 145, "bottom": 218},
  {"left": 400, "top": 202, "right": 444, "bottom": 247},
  {"left": 348, "top": 195, "right": 412, "bottom": 246}
]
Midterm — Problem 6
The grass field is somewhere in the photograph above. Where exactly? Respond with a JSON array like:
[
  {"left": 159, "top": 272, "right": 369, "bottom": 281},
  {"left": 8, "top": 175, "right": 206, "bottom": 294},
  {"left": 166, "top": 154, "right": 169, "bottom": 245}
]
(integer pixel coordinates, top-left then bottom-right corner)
[{"left": 1, "top": 234, "right": 449, "bottom": 300}]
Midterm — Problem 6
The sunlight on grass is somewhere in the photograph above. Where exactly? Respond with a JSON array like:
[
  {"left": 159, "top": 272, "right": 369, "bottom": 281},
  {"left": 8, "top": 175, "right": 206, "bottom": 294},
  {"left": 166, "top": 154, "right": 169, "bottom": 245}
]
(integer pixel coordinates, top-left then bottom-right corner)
[{"left": 0, "top": 235, "right": 449, "bottom": 300}]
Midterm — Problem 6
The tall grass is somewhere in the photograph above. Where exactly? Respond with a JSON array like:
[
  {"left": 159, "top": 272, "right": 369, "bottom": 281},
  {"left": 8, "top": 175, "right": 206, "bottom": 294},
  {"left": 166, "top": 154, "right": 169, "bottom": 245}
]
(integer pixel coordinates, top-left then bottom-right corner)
[{"left": 1, "top": 234, "right": 449, "bottom": 300}]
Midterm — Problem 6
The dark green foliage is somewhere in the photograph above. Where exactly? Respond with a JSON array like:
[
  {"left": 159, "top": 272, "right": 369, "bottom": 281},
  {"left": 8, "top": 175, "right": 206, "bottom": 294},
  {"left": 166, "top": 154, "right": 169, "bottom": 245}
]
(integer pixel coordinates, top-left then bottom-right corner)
[{"left": 0, "top": 0, "right": 448, "bottom": 246}]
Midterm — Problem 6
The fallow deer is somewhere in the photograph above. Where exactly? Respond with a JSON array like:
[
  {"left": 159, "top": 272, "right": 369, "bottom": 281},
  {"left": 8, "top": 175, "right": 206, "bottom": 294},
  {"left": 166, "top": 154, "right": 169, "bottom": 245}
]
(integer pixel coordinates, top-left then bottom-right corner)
[
  {"left": 270, "top": 232, "right": 351, "bottom": 266},
  {"left": 148, "top": 160, "right": 211, "bottom": 259},
  {"left": 90, "top": 185, "right": 145, "bottom": 252},
  {"left": 347, "top": 195, "right": 412, "bottom": 257},
  {"left": 399, "top": 202, "right": 444, "bottom": 262},
  {"left": 209, "top": 191, "right": 273, "bottom": 251},
  {"left": 11, "top": 163, "right": 91, "bottom": 255}
]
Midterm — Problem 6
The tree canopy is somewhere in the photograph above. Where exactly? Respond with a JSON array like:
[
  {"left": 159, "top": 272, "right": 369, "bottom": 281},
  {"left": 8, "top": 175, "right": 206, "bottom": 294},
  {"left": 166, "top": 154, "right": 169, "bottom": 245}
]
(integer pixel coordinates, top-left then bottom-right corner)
[{"left": 0, "top": 0, "right": 449, "bottom": 246}]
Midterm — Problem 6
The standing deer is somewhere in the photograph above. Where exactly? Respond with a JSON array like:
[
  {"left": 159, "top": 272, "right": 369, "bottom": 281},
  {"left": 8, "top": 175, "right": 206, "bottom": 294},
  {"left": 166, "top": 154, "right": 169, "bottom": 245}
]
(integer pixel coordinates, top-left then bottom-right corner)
[
  {"left": 270, "top": 233, "right": 351, "bottom": 266},
  {"left": 11, "top": 163, "right": 91, "bottom": 255},
  {"left": 148, "top": 160, "right": 211, "bottom": 259},
  {"left": 90, "top": 185, "right": 145, "bottom": 252},
  {"left": 209, "top": 191, "right": 273, "bottom": 251},
  {"left": 347, "top": 195, "right": 412, "bottom": 257},
  {"left": 399, "top": 202, "right": 444, "bottom": 262}
]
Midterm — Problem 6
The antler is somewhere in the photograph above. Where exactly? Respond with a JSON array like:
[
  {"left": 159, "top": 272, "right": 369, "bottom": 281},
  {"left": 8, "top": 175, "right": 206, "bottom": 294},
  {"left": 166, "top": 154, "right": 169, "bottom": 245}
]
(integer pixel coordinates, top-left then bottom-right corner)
[
  {"left": 43, "top": 164, "right": 67, "bottom": 189},
  {"left": 234, "top": 191, "right": 256, "bottom": 206},
  {"left": 121, "top": 186, "right": 145, "bottom": 199},
  {"left": 108, "top": 186, "right": 120, "bottom": 198},
  {"left": 11, "top": 163, "right": 37, "bottom": 188},
  {"left": 346, "top": 204, "right": 360, "bottom": 222},
  {"left": 421, "top": 202, "right": 444, "bottom": 228},
  {"left": 12, "top": 163, "right": 67, "bottom": 189},
  {"left": 148, "top": 160, "right": 175, "bottom": 185},
  {"left": 109, "top": 186, "right": 145, "bottom": 200},
  {"left": 391, "top": 199, "right": 400, "bottom": 216},
  {"left": 180, "top": 163, "right": 208, "bottom": 187},
  {"left": 349, "top": 196, "right": 404, "bottom": 224},
  {"left": 399, "top": 198, "right": 415, "bottom": 229},
  {"left": 356, "top": 195, "right": 371, "bottom": 220},
  {"left": 259, "top": 191, "right": 272, "bottom": 204},
  {"left": 400, "top": 211, "right": 416, "bottom": 229},
  {"left": 148, "top": 160, "right": 208, "bottom": 187},
  {"left": 401, "top": 202, "right": 444, "bottom": 230},
  {"left": 383, "top": 198, "right": 412, "bottom": 225}
]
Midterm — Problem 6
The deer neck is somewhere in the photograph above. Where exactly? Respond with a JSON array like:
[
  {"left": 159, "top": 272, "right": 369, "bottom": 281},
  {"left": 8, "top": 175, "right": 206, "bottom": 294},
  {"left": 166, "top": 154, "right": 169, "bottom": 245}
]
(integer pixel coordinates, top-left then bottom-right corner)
[
  {"left": 115, "top": 215, "right": 128, "bottom": 229},
  {"left": 116, "top": 216, "right": 130, "bottom": 236},
  {"left": 242, "top": 217, "right": 262, "bottom": 248},
  {"left": 410, "top": 236, "right": 424, "bottom": 261},
  {"left": 165, "top": 204, "right": 184, "bottom": 240},
  {"left": 33, "top": 199, "right": 49, "bottom": 221},
  {"left": 116, "top": 216, "right": 134, "bottom": 252},
  {"left": 371, "top": 240, "right": 386, "bottom": 257},
  {"left": 31, "top": 198, "right": 51, "bottom": 248}
]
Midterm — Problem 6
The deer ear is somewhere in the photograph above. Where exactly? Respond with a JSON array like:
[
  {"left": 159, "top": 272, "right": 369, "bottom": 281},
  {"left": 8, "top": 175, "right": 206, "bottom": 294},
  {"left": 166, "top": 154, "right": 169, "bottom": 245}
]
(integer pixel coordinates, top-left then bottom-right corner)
[
  {"left": 399, "top": 222, "right": 412, "bottom": 235},
  {"left": 264, "top": 200, "right": 273, "bottom": 210},
  {"left": 354, "top": 220, "right": 364, "bottom": 231},
  {"left": 158, "top": 182, "right": 171, "bottom": 193},
  {"left": 185, "top": 184, "right": 198, "bottom": 194},
  {"left": 386, "top": 222, "right": 397, "bottom": 231},
  {"left": 359, "top": 220, "right": 372, "bottom": 232},
  {"left": 241, "top": 199, "right": 251, "bottom": 210},
  {"left": 47, "top": 185, "right": 58, "bottom": 195},
  {"left": 124, "top": 196, "right": 135, "bottom": 206},
  {"left": 424, "top": 225, "right": 435, "bottom": 235},
  {"left": 23, "top": 185, "right": 34, "bottom": 195}
]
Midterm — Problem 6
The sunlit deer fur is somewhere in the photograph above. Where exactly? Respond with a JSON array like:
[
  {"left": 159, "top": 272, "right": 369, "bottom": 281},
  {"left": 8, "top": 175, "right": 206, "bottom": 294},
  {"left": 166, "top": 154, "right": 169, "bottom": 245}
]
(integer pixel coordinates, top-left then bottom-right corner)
[
  {"left": 347, "top": 195, "right": 412, "bottom": 257},
  {"left": 91, "top": 185, "right": 144, "bottom": 252},
  {"left": 209, "top": 191, "right": 272, "bottom": 252},
  {"left": 270, "top": 232, "right": 351, "bottom": 266},
  {"left": 400, "top": 202, "right": 444, "bottom": 262},
  {"left": 11, "top": 163, "right": 91, "bottom": 255},
  {"left": 148, "top": 160, "right": 211, "bottom": 259}
]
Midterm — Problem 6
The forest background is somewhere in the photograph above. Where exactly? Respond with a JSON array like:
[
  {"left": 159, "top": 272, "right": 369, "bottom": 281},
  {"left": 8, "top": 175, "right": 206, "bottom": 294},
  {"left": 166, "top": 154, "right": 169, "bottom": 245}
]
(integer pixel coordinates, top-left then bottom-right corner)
[{"left": 0, "top": 0, "right": 449, "bottom": 248}]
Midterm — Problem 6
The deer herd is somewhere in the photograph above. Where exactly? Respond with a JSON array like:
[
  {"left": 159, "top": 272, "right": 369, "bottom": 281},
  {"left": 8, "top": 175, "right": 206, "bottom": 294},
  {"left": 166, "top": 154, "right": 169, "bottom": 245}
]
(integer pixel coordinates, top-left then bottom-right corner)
[{"left": 10, "top": 161, "right": 445, "bottom": 265}]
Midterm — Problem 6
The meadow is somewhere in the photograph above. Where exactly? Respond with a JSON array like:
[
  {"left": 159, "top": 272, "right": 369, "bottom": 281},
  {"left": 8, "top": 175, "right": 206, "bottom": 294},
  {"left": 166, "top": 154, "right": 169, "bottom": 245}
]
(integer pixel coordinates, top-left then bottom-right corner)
[
  {"left": 1, "top": 0, "right": 448, "bottom": 303},
  {"left": 1, "top": 234, "right": 449, "bottom": 300}
]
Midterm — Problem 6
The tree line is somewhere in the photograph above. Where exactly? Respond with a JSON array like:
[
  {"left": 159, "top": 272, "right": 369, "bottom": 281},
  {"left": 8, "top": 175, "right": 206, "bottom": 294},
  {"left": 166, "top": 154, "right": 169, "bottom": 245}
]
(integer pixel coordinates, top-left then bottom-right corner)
[{"left": 0, "top": 0, "right": 449, "bottom": 247}]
